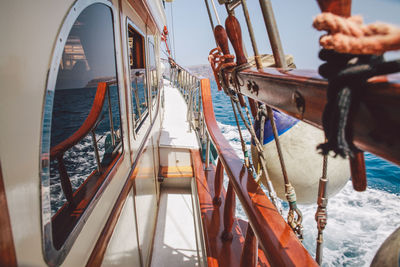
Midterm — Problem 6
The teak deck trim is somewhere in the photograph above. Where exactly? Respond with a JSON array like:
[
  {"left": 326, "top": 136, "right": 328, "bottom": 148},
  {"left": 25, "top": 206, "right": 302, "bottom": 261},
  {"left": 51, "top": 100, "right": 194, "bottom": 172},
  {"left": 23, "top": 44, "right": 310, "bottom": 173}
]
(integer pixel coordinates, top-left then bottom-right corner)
[{"left": 159, "top": 166, "right": 194, "bottom": 178}]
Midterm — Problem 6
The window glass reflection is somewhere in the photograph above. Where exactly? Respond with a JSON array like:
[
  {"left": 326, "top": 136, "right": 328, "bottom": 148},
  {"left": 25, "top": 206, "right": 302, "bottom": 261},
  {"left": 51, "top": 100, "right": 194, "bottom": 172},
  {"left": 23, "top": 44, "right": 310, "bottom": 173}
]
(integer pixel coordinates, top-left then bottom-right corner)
[
  {"left": 128, "top": 26, "right": 148, "bottom": 124},
  {"left": 149, "top": 41, "right": 158, "bottom": 106},
  {"left": 44, "top": 3, "right": 122, "bottom": 249}
]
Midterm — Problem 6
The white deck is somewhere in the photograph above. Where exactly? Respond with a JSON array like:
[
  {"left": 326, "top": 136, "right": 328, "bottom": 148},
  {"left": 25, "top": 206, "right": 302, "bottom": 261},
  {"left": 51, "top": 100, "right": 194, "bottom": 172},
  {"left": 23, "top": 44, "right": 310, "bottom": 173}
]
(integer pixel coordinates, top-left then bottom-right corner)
[
  {"left": 159, "top": 81, "right": 199, "bottom": 149},
  {"left": 150, "top": 187, "right": 199, "bottom": 267}
]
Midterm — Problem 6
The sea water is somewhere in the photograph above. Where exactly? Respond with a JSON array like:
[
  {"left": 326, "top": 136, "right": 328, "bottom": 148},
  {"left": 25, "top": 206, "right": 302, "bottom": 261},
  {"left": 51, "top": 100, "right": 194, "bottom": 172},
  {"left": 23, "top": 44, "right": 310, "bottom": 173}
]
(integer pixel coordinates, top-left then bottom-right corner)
[{"left": 209, "top": 81, "right": 400, "bottom": 266}]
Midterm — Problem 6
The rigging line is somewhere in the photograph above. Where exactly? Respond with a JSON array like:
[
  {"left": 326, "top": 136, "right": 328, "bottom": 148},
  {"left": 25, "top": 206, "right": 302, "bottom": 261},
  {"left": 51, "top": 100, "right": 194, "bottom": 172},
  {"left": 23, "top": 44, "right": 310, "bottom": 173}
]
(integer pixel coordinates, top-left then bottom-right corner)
[
  {"left": 204, "top": 0, "right": 215, "bottom": 32},
  {"left": 241, "top": 0, "right": 263, "bottom": 70},
  {"left": 210, "top": 0, "right": 221, "bottom": 25},
  {"left": 240, "top": 0, "right": 302, "bottom": 235},
  {"left": 232, "top": 96, "right": 281, "bottom": 211},
  {"left": 170, "top": 1, "right": 176, "bottom": 60},
  {"left": 230, "top": 98, "right": 250, "bottom": 168}
]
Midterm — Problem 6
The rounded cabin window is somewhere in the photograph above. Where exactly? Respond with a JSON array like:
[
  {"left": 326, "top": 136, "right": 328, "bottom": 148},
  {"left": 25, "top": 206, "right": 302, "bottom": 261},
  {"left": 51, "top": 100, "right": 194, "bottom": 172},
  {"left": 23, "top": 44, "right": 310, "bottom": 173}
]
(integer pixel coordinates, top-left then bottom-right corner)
[{"left": 40, "top": 1, "right": 122, "bottom": 264}]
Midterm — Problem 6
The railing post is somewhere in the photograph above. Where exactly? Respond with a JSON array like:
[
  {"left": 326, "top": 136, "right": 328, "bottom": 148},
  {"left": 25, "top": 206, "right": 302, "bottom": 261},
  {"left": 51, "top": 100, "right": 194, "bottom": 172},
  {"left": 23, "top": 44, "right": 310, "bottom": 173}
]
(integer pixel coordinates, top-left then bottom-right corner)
[
  {"left": 187, "top": 83, "right": 193, "bottom": 132},
  {"left": 205, "top": 132, "right": 211, "bottom": 170},
  {"left": 222, "top": 181, "right": 236, "bottom": 241},
  {"left": 185, "top": 72, "right": 188, "bottom": 100},
  {"left": 56, "top": 155, "right": 75, "bottom": 206},
  {"left": 213, "top": 158, "right": 224, "bottom": 206},
  {"left": 240, "top": 225, "right": 258, "bottom": 267},
  {"left": 91, "top": 130, "right": 102, "bottom": 172},
  {"left": 134, "top": 76, "right": 142, "bottom": 119},
  {"left": 106, "top": 86, "right": 115, "bottom": 147}
]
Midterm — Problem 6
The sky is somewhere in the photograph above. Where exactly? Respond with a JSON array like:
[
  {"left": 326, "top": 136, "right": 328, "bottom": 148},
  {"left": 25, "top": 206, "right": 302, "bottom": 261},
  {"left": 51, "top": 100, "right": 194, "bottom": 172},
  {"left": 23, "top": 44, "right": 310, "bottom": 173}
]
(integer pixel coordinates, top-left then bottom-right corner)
[{"left": 162, "top": 0, "right": 400, "bottom": 69}]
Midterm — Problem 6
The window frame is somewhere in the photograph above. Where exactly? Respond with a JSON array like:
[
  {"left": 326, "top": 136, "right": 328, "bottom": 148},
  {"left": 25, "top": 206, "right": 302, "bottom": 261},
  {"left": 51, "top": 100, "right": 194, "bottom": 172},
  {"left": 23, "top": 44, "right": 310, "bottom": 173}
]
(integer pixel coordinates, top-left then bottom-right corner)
[
  {"left": 39, "top": 1, "right": 124, "bottom": 265},
  {"left": 147, "top": 36, "right": 159, "bottom": 110},
  {"left": 126, "top": 19, "right": 149, "bottom": 133}
]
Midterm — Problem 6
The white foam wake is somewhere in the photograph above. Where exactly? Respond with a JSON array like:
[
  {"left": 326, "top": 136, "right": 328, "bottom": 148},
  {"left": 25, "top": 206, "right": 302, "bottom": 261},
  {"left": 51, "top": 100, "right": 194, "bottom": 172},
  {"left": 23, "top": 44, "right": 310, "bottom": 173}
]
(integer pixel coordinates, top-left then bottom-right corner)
[{"left": 217, "top": 121, "right": 400, "bottom": 266}]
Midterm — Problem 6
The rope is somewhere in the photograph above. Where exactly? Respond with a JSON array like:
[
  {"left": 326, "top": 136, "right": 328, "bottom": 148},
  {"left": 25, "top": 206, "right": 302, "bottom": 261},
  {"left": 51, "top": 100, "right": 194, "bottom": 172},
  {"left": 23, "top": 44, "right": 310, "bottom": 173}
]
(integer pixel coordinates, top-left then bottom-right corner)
[
  {"left": 314, "top": 12, "right": 400, "bottom": 157},
  {"left": 313, "top": 12, "right": 400, "bottom": 55},
  {"left": 230, "top": 98, "right": 251, "bottom": 169},
  {"left": 232, "top": 96, "right": 282, "bottom": 213},
  {"left": 170, "top": 1, "right": 176, "bottom": 60},
  {"left": 208, "top": 48, "right": 236, "bottom": 91},
  {"left": 220, "top": 51, "right": 304, "bottom": 235},
  {"left": 317, "top": 49, "right": 400, "bottom": 157}
]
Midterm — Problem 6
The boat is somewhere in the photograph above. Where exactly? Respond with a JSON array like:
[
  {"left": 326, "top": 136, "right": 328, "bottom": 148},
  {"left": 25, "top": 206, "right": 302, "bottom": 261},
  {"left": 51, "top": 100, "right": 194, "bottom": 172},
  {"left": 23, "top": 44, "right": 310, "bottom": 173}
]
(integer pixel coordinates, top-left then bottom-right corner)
[{"left": 0, "top": 0, "right": 399, "bottom": 266}]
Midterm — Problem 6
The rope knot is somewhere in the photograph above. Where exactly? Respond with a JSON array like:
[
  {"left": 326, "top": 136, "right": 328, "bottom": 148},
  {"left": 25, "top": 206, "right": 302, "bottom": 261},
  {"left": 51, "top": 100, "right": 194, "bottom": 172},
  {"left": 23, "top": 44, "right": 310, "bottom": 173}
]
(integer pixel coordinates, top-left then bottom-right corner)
[
  {"left": 316, "top": 49, "right": 400, "bottom": 157},
  {"left": 208, "top": 47, "right": 236, "bottom": 92}
]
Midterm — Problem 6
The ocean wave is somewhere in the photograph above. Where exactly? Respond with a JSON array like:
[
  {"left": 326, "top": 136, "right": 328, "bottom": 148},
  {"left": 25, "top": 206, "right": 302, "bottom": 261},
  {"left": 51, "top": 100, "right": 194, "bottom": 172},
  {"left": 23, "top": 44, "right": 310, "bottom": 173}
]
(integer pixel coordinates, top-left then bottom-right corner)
[
  {"left": 216, "top": 120, "right": 400, "bottom": 266},
  {"left": 49, "top": 132, "right": 108, "bottom": 215}
]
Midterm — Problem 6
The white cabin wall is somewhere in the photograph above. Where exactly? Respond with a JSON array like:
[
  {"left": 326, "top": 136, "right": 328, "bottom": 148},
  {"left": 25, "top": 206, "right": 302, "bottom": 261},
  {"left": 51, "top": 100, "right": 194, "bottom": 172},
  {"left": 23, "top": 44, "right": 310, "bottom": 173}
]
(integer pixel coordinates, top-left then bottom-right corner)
[
  {"left": 0, "top": 1, "right": 74, "bottom": 266},
  {"left": 0, "top": 0, "right": 139, "bottom": 266},
  {"left": 0, "top": 0, "right": 165, "bottom": 265},
  {"left": 101, "top": 189, "right": 141, "bottom": 266},
  {"left": 62, "top": 0, "right": 136, "bottom": 265},
  {"left": 102, "top": 1, "right": 162, "bottom": 266}
]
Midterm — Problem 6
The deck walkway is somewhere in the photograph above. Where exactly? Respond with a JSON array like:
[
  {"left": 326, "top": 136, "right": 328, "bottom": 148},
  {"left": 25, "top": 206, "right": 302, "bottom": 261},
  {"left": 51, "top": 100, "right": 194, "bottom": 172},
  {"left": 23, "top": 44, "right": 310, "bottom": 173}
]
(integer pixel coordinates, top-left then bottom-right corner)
[
  {"left": 159, "top": 81, "right": 199, "bottom": 149},
  {"left": 151, "top": 82, "right": 204, "bottom": 267}
]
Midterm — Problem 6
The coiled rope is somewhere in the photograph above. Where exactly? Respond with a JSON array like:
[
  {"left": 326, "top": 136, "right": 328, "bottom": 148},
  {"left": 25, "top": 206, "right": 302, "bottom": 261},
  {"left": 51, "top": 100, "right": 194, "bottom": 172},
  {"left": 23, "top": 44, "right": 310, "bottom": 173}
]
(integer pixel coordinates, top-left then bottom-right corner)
[
  {"left": 313, "top": 12, "right": 400, "bottom": 55},
  {"left": 313, "top": 13, "right": 400, "bottom": 157}
]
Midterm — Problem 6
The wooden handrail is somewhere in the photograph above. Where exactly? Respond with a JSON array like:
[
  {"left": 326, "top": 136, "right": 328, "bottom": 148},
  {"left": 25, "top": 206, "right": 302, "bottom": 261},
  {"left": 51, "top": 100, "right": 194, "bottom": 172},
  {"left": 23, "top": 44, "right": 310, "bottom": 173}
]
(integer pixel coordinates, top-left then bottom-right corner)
[
  {"left": 229, "top": 68, "right": 400, "bottom": 165},
  {"left": 200, "top": 78, "right": 317, "bottom": 266},
  {"left": 50, "top": 82, "right": 108, "bottom": 159}
]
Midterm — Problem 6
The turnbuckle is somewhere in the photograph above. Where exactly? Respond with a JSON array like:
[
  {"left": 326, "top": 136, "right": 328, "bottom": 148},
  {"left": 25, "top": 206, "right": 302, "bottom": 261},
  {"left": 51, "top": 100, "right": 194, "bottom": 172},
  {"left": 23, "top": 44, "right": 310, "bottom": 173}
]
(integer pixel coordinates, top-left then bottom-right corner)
[{"left": 286, "top": 183, "right": 304, "bottom": 240}]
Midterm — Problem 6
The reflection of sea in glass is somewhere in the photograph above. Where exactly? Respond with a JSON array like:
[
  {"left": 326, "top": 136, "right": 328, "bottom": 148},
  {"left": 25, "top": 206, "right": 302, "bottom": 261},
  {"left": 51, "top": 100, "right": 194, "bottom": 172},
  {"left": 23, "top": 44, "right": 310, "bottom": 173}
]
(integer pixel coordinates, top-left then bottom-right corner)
[
  {"left": 49, "top": 85, "right": 121, "bottom": 214},
  {"left": 131, "top": 70, "right": 148, "bottom": 121},
  {"left": 43, "top": 3, "right": 122, "bottom": 215},
  {"left": 149, "top": 41, "right": 158, "bottom": 105}
]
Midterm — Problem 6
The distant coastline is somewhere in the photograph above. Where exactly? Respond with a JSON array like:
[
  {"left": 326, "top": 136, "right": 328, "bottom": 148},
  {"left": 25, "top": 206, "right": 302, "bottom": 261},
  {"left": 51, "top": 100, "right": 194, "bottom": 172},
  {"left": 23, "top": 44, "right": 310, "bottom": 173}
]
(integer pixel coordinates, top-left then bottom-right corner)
[{"left": 186, "top": 64, "right": 214, "bottom": 81}]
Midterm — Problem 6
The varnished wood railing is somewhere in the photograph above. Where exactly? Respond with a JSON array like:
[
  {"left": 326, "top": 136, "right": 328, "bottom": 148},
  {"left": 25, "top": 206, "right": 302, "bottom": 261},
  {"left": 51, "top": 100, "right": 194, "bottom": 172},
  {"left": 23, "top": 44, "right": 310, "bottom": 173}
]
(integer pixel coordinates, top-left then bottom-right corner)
[
  {"left": 50, "top": 81, "right": 116, "bottom": 205},
  {"left": 50, "top": 82, "right": 109, "bottom": 158},
  {"left": 199, "top": 78, "right": 317, "bottom": 266}
]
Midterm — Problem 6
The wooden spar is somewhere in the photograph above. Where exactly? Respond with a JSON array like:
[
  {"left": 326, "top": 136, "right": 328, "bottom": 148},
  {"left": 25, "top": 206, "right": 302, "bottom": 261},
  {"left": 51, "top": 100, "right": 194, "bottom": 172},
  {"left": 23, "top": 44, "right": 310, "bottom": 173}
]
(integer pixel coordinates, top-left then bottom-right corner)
[
  {"left": 227, "top": 67, "right": 400, "bottom": 165},
  {"left": 316, "top": 0, "right": 367, "bottom": 191},
  {"left": 200, "top": 78, "right": 317, "bottom": 266}
]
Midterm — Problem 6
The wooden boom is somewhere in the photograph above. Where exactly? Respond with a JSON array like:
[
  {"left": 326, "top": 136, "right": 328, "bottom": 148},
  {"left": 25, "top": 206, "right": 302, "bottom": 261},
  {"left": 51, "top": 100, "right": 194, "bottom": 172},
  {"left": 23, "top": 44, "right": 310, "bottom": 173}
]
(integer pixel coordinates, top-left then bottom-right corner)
[{"left": 227, "top": 67, "right": 400, "bottom": 165}]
